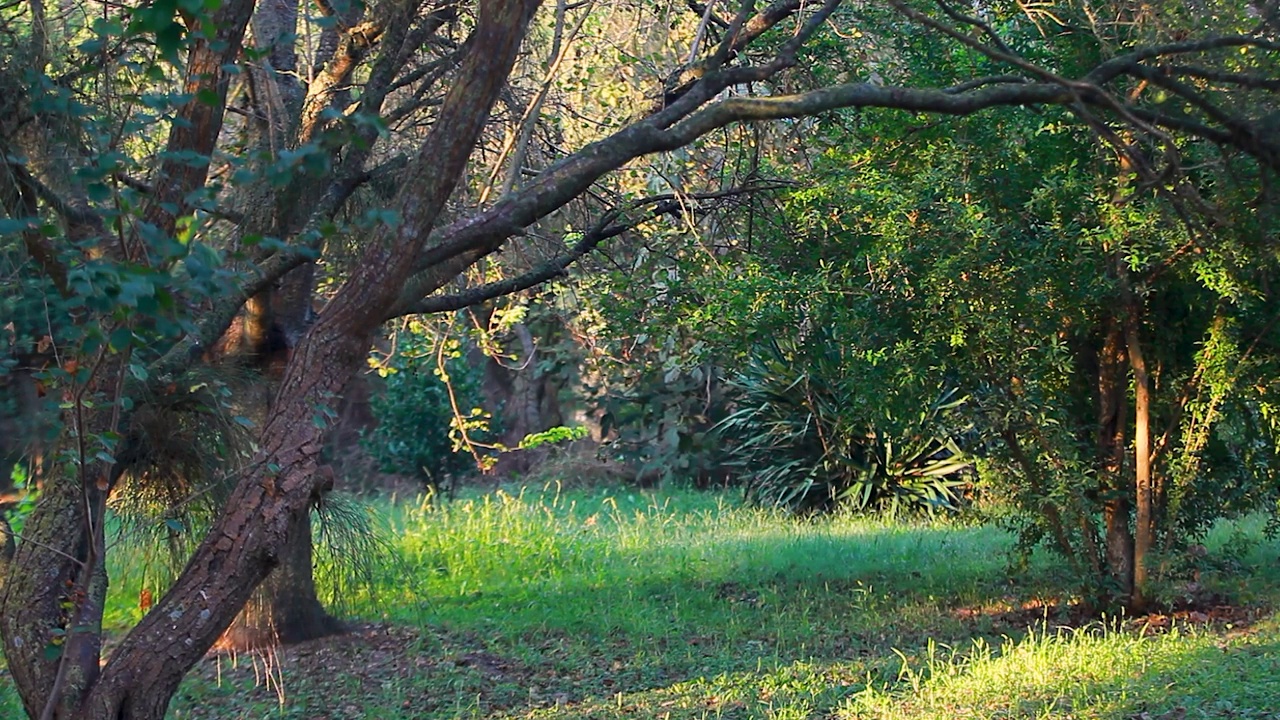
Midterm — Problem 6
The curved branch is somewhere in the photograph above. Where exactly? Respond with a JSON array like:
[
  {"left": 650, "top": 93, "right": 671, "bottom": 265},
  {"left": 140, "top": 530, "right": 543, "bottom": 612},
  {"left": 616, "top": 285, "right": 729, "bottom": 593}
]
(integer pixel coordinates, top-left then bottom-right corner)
[
  {"left": 404, "top": 213, "right": 637, "bottom": 315},
  {"left": 393, "top": 184, "right": 783, "bottom": 317},
  {"left": 1085, "top": 36, "right": 1280, "bottom": 85}
]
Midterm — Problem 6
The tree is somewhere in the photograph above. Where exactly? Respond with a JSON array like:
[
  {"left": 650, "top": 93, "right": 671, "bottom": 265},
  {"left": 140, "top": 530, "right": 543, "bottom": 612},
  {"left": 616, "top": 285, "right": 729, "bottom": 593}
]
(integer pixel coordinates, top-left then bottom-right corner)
[
  {"left": 734, "top": 101, "right": 1279, "bottom": 607},
  {"left": 2, "top": 0, "right": 1278, "bottom": 717}
]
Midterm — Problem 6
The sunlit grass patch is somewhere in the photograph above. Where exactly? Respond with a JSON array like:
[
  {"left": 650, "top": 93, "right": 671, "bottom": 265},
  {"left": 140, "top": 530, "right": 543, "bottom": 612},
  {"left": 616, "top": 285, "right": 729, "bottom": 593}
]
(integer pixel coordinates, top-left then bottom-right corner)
[
  {"left": 376, "top": 484, "right": 1028, "bottom": 642},
  {"left": 842, "top": 618, "right": 1280, "bottom": 720}
]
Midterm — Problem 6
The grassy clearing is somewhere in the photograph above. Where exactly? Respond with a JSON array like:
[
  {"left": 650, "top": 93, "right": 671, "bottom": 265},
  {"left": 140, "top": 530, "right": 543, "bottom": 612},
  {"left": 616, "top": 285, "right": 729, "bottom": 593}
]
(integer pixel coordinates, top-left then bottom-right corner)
[{"left": 2, "top": 485, "right": 1278, "bottom": 719}]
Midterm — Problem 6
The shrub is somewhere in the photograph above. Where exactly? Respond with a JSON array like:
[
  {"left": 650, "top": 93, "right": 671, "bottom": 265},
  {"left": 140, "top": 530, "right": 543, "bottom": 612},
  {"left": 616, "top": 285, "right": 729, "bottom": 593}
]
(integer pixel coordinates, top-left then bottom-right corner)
[
  {"left": 364, "top": 326, "right": 497, "bottom": 489},
  {"left": 717, "top": 333, "right": 973, "bottom": 515}
]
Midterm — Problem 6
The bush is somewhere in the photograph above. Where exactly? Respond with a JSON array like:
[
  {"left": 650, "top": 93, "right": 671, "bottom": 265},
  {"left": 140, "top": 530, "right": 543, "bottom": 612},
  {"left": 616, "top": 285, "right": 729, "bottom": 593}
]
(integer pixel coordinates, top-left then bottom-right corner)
[
  {"left": 717, "top": 333, "right": 973, "bottom": 515},
  {"left": 364, "top": 326, "right": 497, "bottom": 489}
]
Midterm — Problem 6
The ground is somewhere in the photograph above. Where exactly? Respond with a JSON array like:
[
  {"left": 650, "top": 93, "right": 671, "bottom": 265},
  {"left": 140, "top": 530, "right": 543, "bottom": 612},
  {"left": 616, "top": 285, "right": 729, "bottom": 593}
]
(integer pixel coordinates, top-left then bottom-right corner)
[
  {"left": 5, "top": 486, "right": 1280, "bottom": 719},
  {"left": 167, "top": 593, "right": 1276, "bottom": 719}
]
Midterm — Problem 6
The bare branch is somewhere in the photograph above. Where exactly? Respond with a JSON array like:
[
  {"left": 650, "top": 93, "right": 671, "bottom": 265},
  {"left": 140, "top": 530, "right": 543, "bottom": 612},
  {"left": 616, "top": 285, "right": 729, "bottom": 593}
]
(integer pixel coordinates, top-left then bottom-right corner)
[
  {"left": 394, "top": 185, "right": 783, "bottom": 317},
  {"left": 932, "top": 0, "right": 1016, "bottom": 57},
  {"left": 945, "top": 75, "right": 1032, "bottom": 94},
  {"left": 1085, "top": 36, "right": 1280, "bottom": 86},
  {"left": 402, "top": 211, "right": 639, "bottom": 315},
  {"left": 662, "top": 81, "right": 1070, "bottom": 145}
]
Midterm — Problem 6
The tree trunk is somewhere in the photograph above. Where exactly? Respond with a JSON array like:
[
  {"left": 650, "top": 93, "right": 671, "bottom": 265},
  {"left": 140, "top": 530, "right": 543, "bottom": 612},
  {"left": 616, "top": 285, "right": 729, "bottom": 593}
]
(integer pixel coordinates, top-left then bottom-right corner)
[
  {"left": 1125, "top": 294, "right": 1155, "bottom": 612},
  {"left": 0, "top": 409, "right": 113, "bottom": 720},
  {"left": 220, "top": 268, "right": 340, "bottom": 651},
  {"left": 219, "top": 509, "right": 344, "bottom": 650},
  {"left": 1096, "top": 312, "right": 1134, "bottom": 604}
]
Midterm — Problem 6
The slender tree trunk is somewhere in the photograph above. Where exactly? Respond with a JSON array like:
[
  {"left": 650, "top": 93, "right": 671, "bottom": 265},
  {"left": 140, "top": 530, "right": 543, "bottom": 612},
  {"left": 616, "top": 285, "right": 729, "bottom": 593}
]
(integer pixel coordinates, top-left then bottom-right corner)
[
  {"left": 1125, "top": 294, "right": 1154, "bottom": 612},
  {"left": 1096, "top": 312, "right": 1134, "bottom": 604}
]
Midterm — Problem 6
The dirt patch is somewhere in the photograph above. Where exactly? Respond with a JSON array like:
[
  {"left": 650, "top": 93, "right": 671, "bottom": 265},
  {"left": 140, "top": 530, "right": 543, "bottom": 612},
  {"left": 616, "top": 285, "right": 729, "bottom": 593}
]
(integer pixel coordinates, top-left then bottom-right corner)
[
  {"left": 950, "top": 596, "right": 1267, "bottom": 637},
  {"left": 171, "top": 623, "right": 549, "bottom": 718}
]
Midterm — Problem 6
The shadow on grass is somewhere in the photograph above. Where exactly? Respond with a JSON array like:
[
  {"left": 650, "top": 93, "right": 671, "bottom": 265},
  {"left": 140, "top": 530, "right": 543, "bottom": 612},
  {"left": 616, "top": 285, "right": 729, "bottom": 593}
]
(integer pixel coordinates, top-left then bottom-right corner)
[
  {"left": 18, "top": 501, "right": 1280, "bottom": 720},
  {"left": 159, "top": 612, "right": 1280, "bottom": 720},
  {"left": 161, "top": 519, "right": 1244, "bottom": 719}
]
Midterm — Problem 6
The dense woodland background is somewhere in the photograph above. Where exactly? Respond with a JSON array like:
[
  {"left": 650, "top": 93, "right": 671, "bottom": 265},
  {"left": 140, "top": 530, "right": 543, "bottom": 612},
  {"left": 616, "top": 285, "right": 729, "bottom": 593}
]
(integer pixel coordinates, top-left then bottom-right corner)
[{"left": 2, "top": 0, "right": 1280, "bottom": 717}]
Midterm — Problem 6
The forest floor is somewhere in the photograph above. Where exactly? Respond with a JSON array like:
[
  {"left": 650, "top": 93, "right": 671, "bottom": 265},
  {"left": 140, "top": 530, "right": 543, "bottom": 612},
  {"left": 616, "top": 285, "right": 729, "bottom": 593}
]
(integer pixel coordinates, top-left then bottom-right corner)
[{"left": 4, "top": 485, "right": 1280, "bottom": 719}]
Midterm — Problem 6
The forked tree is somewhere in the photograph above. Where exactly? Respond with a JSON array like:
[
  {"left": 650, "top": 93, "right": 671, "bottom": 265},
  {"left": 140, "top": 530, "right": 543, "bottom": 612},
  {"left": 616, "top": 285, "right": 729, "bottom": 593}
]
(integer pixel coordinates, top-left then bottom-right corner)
[{"left": 1, "top": 0, "right": 1278, "bottom": 717}]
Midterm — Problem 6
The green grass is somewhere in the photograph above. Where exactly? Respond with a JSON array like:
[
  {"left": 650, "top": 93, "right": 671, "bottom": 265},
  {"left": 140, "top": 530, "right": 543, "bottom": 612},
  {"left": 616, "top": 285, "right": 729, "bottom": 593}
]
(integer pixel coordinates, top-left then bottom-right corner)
[{"left": 3, "top": 485, "right": 1279, "bottom": 719}]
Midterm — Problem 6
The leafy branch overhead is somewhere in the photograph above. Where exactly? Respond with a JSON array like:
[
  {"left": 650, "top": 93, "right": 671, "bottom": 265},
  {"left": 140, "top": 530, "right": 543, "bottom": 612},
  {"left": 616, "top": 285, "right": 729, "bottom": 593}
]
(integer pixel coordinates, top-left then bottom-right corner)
[{"left": 66, "top": 0, "right": 1279, "bottom": 380}]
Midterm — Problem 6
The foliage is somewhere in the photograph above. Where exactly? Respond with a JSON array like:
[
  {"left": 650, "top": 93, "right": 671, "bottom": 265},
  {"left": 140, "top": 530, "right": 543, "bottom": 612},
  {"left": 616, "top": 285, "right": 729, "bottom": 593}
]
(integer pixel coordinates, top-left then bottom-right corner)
[
  {"left": 596, "top": 2, "right": 1280, "bottom": 600},
  {"left": 717, "top": 331, "right": 973, "bottom": 515},
  {"left": 520, "top": 277, "right": 734, "bottom": 487},
  {"left": 311, "top": 492, "right": 399, "bottom": 615},
  {"left": 3, "top": 466, "right": 37, "bottom": 537},
  {"left": 517, "top": 424, "right": 589, "bottom": 450},
  {"left": 364, "top": 319, "right": 499, "bottom": 487},
  {"left": 592, "top": 358, "right": 732, "bottom": 487},
  {"left": 107, "top": 368, "right": 258, "bottom": 560}
]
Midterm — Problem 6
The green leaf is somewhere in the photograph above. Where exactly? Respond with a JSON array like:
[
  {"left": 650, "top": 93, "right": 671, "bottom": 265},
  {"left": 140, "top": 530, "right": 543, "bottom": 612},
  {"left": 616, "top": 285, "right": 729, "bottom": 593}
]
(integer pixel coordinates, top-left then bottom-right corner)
[
  {"left": 87, "top": 182, "right": 112, "bottom": 202},
  {"left": 109, "top": 326, "right": 134, "bottom": 351}
]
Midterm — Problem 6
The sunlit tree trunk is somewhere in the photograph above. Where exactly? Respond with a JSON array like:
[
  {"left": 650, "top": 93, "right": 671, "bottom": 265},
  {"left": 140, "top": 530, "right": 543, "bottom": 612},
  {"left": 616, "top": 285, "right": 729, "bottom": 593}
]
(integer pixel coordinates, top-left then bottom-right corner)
[
  {"left": 1125, "top": 292, "right": 1155, "bottom": 612},
  {"left": 1097, "top": 311, "right": 1134, "bottom": 603}
]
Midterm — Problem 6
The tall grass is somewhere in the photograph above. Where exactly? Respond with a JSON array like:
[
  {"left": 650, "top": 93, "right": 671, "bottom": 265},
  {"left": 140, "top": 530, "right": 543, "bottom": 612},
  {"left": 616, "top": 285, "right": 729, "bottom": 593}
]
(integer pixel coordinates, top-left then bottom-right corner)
[{"left": 379, "top": 484, "right": 1027, "bottom": 640}]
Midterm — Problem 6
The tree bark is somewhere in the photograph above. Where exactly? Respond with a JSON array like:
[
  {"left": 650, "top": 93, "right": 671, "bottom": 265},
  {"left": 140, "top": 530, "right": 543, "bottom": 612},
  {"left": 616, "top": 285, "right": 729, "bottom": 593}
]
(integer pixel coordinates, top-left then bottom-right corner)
[
  {"left": 1125, "top": 292, "right": 1155, "bottom": 612},
  {"left": 1096, "top": 312, "right": 1134, "bottom": 603},
  {"left": 219, "top": 509, "right": 344, "bottom": 650}
]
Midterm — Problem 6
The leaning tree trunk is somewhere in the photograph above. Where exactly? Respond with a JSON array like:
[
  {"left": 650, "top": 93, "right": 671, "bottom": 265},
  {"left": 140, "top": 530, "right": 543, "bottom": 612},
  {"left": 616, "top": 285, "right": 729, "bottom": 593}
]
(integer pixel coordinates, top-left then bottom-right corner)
[
  {"left": 219, "top": 268, "right": 343, "bottom": 651},
  {"left": 219, "top": 509, "right": 344, "bottom": 649},
  {"left": 213, "top": 0, "right": 346, "bottom": 651}
]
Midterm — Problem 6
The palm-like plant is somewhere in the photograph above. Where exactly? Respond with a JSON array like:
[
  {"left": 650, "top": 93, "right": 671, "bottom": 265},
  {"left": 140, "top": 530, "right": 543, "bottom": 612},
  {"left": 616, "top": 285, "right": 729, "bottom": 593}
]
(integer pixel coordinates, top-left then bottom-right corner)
[{"left": 717, "top": 334, "right": 973, "bottom": 515}]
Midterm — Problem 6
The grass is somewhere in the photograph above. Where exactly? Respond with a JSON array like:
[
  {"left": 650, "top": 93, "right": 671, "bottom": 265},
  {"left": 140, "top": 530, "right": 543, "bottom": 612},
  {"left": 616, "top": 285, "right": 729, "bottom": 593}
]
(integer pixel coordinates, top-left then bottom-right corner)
[{"left": 3, "top": 485, "right": 1279, "bottom": 719}]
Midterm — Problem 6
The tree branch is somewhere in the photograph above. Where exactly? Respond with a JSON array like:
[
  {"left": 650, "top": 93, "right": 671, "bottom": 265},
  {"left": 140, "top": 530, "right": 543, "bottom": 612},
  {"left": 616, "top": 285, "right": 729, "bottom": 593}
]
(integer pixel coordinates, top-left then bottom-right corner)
[
  {"left": 141, "top": 0, "right": 257, "bottom": 238},
  {"left": 402, "top": 210, "right": 642, "bottom": 315},
  {"left": 1166, "top": 64, "right": 1280, "bottom": 91}
]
